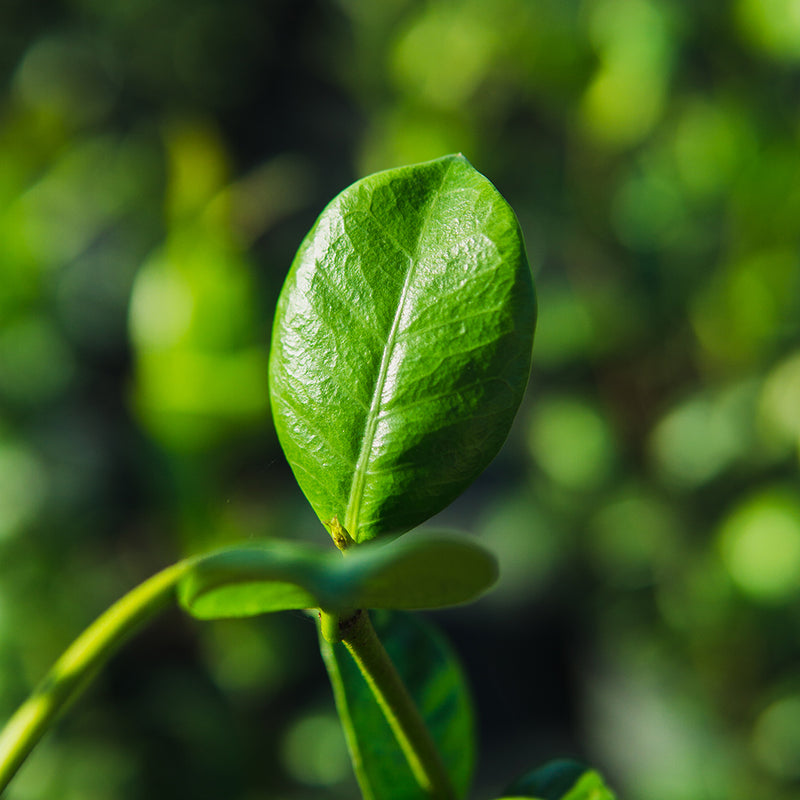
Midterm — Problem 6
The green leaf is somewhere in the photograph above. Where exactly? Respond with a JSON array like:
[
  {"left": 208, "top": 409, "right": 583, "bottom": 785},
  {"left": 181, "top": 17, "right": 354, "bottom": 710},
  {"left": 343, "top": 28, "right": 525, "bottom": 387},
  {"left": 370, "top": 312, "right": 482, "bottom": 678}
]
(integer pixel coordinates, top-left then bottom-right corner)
[
  {"left": 269, "top": 154, "right": 536, "bottom": 543},
  {"left": 499, "top": 759, "right": 618, "bottom": 800},
  {"left": 345, "top": 532, "right": 498, "bottom": 610},
  {"left": 321, "top": 610, "right": 474, "bottom": 800},
  {"left": 178, "top": 534, "right": 497, "bottom": 619},
  {"left": 177, "top": 540, "right": 328, "bottom": 619}
]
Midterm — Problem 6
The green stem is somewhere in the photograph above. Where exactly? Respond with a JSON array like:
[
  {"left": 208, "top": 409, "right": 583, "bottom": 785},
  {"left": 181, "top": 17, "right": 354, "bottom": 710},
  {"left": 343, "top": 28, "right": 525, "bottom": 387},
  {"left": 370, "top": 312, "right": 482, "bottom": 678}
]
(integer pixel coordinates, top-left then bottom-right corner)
[
  {"left": 332, "top": 610, "right": 456, "bottom": 800},
  {"left": 0, "top": 560, "right": 191, "bottom": 794}
]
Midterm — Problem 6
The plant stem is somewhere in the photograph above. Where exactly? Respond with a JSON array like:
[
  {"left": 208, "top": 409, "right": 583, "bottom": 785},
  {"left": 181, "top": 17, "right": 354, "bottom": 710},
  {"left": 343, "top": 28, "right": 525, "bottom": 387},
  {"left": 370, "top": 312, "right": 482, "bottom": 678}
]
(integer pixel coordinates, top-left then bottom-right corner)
[
  {"left": 335, "top": 610, "right": 456, "bottom": 800},
  {"left": 0, "top": 561, "right": 191, "bottom": 794}
]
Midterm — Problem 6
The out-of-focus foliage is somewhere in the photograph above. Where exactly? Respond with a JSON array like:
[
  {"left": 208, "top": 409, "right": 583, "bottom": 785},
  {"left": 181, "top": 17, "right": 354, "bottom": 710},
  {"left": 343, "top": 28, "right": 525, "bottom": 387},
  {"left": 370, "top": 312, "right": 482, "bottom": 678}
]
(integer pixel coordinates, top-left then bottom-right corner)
[{"left": 0, "top": 1, "right": 799, "bottom": 799}]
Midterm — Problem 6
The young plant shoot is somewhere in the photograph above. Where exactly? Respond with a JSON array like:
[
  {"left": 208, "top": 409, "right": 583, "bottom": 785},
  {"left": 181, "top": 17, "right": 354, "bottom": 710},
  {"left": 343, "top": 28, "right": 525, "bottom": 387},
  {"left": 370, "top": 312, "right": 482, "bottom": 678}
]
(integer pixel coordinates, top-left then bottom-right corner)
[{"left": 0, "top": 155, "right": 617, "bottom": 800}]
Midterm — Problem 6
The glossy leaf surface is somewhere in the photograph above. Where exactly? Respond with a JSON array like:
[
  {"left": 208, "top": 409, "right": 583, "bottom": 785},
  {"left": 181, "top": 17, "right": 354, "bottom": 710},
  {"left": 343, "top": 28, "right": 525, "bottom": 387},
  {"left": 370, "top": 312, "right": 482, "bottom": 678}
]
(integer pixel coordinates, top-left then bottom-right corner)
[
  {"left": 269, "top": 154, "right": 536, "bottom": 542},
  {"left": 179, "top": 534, "right": 497, "bottom": 619},
  {"left": 321, "top": 610, "right": 474, "bottom": 800},
  {"left": 499, "top": 759, "right": 617, "bottom": 800}
]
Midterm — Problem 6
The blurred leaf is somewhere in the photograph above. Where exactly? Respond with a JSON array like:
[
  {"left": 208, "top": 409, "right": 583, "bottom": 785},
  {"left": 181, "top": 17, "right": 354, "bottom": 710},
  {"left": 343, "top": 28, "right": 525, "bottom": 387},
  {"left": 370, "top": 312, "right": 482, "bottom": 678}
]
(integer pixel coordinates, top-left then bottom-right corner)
[
  {"left": 500, "top": 758, "right": 617, "bottom": 799},
  {"left": 179, "top": 533, "right": 497, "bottom": 619},
  {"left": 179, "top": 541, "right": 320, "bottom": 619},
  {"left": 269, "top": 154, "right": 536, "bottom": 543},
  {"left": 349, "top": 533, "right": 498, "bottom": 610},
  {"left": 320, "top": 610, "right": 474, "bottom": 800}
]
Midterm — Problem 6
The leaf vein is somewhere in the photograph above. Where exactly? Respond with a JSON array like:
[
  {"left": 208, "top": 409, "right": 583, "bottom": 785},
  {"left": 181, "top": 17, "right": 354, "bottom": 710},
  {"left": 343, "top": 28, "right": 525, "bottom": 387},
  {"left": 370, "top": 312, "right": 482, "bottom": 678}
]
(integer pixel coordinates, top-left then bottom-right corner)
[
  {"left": 311, "top": 260, "right": 384, "bottom": 345},
  {"left": 345, "top": 161, "right": 456, "bottom": 536},
  {"left": 401, "top": 306, "right": 505, "bottom": 340},
  {"left": 280, "top": 394, "right": 355, "bottom": 465}
]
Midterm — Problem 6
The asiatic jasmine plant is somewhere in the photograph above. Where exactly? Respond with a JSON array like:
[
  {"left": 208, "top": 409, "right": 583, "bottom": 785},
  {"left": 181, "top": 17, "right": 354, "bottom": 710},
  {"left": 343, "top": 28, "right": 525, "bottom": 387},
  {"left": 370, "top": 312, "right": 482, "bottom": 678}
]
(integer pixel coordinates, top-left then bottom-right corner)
[{"left": 0, "top": 155, "right": 617, "bottom": 800}]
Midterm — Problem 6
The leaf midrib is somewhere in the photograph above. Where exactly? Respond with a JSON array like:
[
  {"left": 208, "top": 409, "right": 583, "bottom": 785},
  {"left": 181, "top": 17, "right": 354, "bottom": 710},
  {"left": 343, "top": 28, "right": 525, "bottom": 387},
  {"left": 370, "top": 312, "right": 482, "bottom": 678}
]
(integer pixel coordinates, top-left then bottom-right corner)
[{"left": 344, "top": 162, "right": 454, "bottom": 539}]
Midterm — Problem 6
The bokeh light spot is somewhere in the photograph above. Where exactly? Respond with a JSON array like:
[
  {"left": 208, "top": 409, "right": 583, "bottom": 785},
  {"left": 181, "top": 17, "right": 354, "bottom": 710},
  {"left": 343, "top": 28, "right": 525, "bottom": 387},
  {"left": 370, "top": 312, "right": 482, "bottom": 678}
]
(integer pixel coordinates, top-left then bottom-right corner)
[
  {"left": 528, "top": 395, "right": 616, "bottom": 490},
  {"left": 590, "top": 488, "right": 678, "bottom": 587},
  {"left": 753, "top": 694, "right": 800, "bottom": 778},
  {"left": 692, "top": 249, "right": 799, "bottom": 369},
  {"left": 478, "top": 495, "right": 563, "bottom": 606},
  {"left": 392, "top": 6, "right": 496, "bottom": 109},
  {"left": 0, "top": 439, "right": 46, "bottom": 542},
  {"left": 0, "top": 315, "right": 74, "bottom": 405},
  {"left": 359, "top": 107, "right": 474, "bottom": 176},
  {"left": 165, "top": 120, "right": 229, "bottom": 221},
  {"left": 650, "top": 382, "right": 757, "bottom": 488},
  {"left": 13, "top": 35, "right": 115, "bottom": 127},
  {"left": 531, "top": 286, "right": 594, "bottom": 366},
  {"left": 580, "top": 0, "right": 672, "bottom": 147},
  {"left": 758, "top": 350, "right": 800, "bottom": 454},
  {"left": 281, "top": 712, "right": 350, "bottom": 787},
  {"left": 203, "top": 620, "right": 285, "bottom": 694},
  {"left": 736, "top": 0, "right": 800, "bottom": 61},
  {"left": 718, "top": 490, "right": 800, "bottom": 603},
  {"left": 612, "top": 165, "right": 686, "bottom": 249},
  {"left": 673, "top": 100, "right": 751, "bottom": 198},
  {"left": 129, "top": 260, "right": 195, "bottom": 349}
]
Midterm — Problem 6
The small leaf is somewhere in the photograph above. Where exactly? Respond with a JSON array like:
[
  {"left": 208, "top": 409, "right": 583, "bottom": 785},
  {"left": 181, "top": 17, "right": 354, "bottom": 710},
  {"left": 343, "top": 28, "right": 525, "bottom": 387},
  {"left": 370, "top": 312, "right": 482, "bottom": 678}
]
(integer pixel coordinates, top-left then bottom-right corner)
[
  {"left": 269, "top": 154, "right": 536, "bottom": 543},
  {"left": 321, "top": 610, "right": 475, "bottom": 800},
  {"left": 179, "top": 534, "right": 497, "bottom": 619},
  {"left": 340, "top": 533, "right": 498, "bottom": 610},
  {"left": 500, "top": 759, "right": 618, "bottom": 800},
  {"left": 177, "top": 540, "right": 329, "bottom": 619}
]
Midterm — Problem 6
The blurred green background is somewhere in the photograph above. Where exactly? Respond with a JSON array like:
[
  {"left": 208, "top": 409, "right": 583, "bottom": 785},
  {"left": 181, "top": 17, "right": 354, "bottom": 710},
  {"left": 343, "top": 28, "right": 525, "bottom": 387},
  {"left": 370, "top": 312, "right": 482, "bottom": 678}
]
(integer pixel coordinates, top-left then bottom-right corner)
[{"left": 1, "top": 0, "right": 800, "bottom": 798}]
